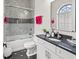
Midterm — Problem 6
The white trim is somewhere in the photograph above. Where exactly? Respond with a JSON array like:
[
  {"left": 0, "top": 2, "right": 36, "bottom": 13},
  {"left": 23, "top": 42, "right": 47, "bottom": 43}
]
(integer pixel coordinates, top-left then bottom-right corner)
[
  {"left": 57, "top": 3, "right": 72, "bottom": 14},
  {"left": 56, "top": 3, "right": 72, "bottom": 31},
  {"left": 49, "top": 0, "right": 55, "bottom": 3}
]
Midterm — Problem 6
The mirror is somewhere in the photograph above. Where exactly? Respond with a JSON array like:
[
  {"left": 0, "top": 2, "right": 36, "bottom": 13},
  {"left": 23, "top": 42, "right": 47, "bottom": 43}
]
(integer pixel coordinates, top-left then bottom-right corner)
[{"left": 51, "top": 0, "right": 76, "bottom": 32}]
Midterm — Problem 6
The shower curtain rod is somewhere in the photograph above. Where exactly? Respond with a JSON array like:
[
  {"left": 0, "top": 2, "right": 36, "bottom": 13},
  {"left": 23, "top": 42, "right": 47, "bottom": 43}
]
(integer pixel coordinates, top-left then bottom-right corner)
[{"left": 4, "top": 4, "right": 34, "bottom": 11}]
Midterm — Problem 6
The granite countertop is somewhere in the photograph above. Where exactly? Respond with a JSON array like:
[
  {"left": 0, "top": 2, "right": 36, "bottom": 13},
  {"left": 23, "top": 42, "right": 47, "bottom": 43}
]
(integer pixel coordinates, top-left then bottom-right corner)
[{"left": 36, "top": 34, "right": 76, "bottom": 55}]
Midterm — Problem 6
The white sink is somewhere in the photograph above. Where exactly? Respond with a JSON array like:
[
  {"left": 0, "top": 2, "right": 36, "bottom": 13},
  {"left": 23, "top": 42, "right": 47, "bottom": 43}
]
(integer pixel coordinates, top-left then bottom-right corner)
[
  {"left": 24, "top": 41, "right": 35, "bottom": 49},
  {"left": 48, "top": 38, "right": 61, "bottom": 42},
  {"left": 67, "top": 39, "right": 76, "bottom": 46}
]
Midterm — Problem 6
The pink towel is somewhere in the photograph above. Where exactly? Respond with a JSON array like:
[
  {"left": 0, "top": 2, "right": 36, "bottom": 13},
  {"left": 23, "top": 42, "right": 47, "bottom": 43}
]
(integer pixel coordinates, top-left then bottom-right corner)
[
  {"left": 36, "top": 16, "right": 42, "bottom": 24},
  {"left": 4, "top": 16, "right": 9, "bottom": 23}
]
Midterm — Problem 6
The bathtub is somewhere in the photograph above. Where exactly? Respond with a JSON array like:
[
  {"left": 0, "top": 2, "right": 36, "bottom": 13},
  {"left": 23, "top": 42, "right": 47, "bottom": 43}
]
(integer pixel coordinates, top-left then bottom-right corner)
[{"left": 4, "top": 34, "right": 34, "bottom": 52}]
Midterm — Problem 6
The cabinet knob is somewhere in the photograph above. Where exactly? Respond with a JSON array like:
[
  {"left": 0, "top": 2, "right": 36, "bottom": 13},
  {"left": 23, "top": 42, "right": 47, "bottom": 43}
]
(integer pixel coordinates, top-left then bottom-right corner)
[{"left": 45, "top": 50, "right": 51, "bottom": 59}]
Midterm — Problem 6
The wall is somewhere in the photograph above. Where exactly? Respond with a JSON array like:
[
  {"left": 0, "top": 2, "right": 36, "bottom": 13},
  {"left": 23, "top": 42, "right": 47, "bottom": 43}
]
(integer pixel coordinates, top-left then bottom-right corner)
[
  {"left": 4, "top": 0, "right": 34, "bottom": 18},
  {"left": 34, "top": 0, "right": 51, "bottom": 35},
  {"left": 4, "top": 0, "right": 51, "bottom": 40},
  {"left": 4, "top": 24, "right": 34, "bottom": 36},
  {"left": 4, "top": 6, "right": 33, "bottom": 19},
  {"left": 4, "top": 0, "right": 35, "bottom": 41},
  {"left": 51, "top": 0, "right": 76, "bottom": 38},
  {"left": 4, "top": 24, "right": 34, "bottom": 41},
  {"left": 4, "top": 0, "right": 30, "bottom": 8}
]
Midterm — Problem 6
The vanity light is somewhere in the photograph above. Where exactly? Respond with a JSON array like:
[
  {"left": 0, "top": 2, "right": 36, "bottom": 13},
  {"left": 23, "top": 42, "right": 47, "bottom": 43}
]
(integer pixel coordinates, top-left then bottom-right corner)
[{"left": 49, "top": 0, "right": 55, "bottom": 3}]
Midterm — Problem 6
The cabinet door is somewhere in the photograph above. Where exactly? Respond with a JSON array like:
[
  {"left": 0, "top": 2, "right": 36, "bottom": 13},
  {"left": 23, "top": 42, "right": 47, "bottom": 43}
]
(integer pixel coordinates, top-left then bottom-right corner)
[
  {"left": 37, "top": 44, "right": 46, "bottom": 59},
  {"left": 45, "top": 50, "right": 52, "bottom": 59},
  {"left": 45, "top": 49, "right": 62, "bottom": 59},
  {"left": 38, "top": 38, "right": 56, "bottom": 53},
  {"left": 56, "top": 47, "right": 76, "bottom": 59}
]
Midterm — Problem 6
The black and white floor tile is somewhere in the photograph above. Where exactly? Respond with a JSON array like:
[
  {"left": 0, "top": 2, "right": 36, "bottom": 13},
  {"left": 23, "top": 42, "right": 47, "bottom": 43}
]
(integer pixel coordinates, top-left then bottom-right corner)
[{"left": 4, "top": 49, "right": 37, "bottom": 59}]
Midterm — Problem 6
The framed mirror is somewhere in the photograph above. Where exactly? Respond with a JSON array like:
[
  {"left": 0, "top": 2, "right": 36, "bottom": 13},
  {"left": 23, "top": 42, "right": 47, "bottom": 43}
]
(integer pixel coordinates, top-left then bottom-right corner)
[{"left": 51, "top": 0, "right": 76, "bottom": 32}]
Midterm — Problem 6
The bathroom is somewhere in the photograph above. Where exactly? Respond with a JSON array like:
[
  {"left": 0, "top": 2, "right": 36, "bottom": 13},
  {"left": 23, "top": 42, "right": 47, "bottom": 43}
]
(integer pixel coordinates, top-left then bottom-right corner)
[{"left": 3, "top": 0, "right": 76, "bottom": 59}]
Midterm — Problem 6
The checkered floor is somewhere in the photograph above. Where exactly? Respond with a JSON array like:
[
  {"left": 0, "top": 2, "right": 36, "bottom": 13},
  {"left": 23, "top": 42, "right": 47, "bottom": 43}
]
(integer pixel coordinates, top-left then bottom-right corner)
[{"left": 4, "top": 49, "right": 37, "bottom": 59}]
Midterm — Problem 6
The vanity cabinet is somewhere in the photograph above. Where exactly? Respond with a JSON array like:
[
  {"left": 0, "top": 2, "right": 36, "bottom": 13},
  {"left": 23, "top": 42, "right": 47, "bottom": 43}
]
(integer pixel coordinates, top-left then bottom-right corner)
[
  {"left": 37, "top": 37, "right": 76, "bottom": 59},
  {"left": 38, "top": 37, "right": 56, "bottom": 53},
  {"left": 56, "top": 46, "right": 76, "bottom": 59},
  {"left": 37, "top": 44, "right": 46, "bottom": 59},
  {"left": 44, "top": 48, "right": 62, "bottom": 59},
  {"left": 37, "top": 43, "right": 61, "bottom": 59},
  {"left": 37, "top": 37, "right": 62, "bottom": 59}
]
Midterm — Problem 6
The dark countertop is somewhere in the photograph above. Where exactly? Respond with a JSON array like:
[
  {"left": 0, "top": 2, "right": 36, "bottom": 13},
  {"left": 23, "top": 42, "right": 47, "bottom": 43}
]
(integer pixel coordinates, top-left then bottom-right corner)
[{"left": 36, "top": 34, "right": 76, "bottom": 55}]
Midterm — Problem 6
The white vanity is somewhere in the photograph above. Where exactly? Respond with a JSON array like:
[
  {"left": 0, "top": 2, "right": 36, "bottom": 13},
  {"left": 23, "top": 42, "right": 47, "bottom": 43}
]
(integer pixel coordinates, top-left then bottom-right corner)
[{"left": 36, "top": 36, "right": 76, "bottom": 59}]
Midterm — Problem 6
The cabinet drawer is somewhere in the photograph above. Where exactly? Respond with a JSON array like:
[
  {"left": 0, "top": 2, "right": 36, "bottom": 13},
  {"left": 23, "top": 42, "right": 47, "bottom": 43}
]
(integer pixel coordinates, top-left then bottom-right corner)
[
  {"left": 56, "top": 47, "right": 76, "bottom": 59},
  {"left": 38, "top": 38, "right": 56, "bottom": 53},
  {"left": 38, "top": 38, "right": 45, "bottom": 44}
]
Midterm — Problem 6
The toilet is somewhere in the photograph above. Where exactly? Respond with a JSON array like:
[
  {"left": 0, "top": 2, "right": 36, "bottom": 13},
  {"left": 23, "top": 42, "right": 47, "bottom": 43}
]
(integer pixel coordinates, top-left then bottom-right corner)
[{"left": 24, "top": 40, "right": 37, "bottom": 59}]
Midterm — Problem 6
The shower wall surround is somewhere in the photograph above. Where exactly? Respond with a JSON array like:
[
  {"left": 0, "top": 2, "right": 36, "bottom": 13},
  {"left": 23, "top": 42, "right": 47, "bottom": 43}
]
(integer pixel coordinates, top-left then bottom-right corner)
[
  {"left": 4, "top": 18, "right": 34, "bottom": 42},
  {"left": 4, "top": 23, "right": 34, "bottom": 42},
  {"left": 4, "top": 0, "right": 35, "bottom": 42},
  {"left": 4, "top": 24, "right": 34, "bottom": 36}
]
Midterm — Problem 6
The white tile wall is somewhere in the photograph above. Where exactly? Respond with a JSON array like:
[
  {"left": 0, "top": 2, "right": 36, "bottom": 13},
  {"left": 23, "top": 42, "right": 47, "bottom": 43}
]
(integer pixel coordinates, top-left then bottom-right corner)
[
  {"left": 4, "top": 24, "right": 34, "bottom": 36},
  {"left": 4, "top": 0, "right": 35, "bottom": 18},
  {"left": 4, "top": 24, "right": 34, "bottom": 42},
  {"left": 4, "top": 6, "right": 34, "bottom": 19},
  {"left": 34, "top": 0, "right": 51, "bottom": 35},
  {"left": 4, "top": 0, "right": 35, "bottom": 42},
  {"left": 4, "top": 0, "right": 30, "bottom": 8}
]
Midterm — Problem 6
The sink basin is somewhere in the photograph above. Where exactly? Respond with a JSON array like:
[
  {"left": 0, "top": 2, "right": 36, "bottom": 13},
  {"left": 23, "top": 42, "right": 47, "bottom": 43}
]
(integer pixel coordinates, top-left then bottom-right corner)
[
  {"left": 48, "top": 38, "right": 61, "bottom": 42},
  {"left": 67, "top": 39, "right": 76, "bottom": 46},
  {"left": 67, "top": 39, "right": 76, "bottom": 44}
]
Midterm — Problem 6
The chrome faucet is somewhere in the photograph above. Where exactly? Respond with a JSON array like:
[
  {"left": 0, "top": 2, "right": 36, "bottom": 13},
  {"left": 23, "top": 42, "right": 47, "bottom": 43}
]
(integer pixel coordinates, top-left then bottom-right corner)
[
  {"left": 71, "top": 37, "right": 75, "bottom": 40},
  {"left": 57, "top": 32, "right": 61, "bottom": 39}
]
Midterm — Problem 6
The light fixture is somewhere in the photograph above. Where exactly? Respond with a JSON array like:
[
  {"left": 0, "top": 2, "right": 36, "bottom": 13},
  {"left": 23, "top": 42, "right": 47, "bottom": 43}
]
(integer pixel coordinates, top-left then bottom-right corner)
[
  {"left": 49, "top": 0, "right": 55, "bottom": 3},
  {"left": 24, "top": 10, "right": 29, "bottom": 15}
]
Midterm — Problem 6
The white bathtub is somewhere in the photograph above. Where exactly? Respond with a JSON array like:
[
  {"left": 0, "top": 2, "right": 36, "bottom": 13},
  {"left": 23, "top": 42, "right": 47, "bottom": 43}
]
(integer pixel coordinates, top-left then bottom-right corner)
[{"left": 5, "top": 34, "right": 33, "bottom": 52}]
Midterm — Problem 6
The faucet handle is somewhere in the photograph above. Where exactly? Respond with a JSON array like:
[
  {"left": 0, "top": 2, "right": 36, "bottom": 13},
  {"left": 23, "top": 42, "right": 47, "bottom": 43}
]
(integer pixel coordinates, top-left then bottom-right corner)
[
  {"left": 71, "top": 37, "right": 75, "bottom": 40},
  {"left": 57, "top": 32, "right": 62, "bottom": 39}
]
